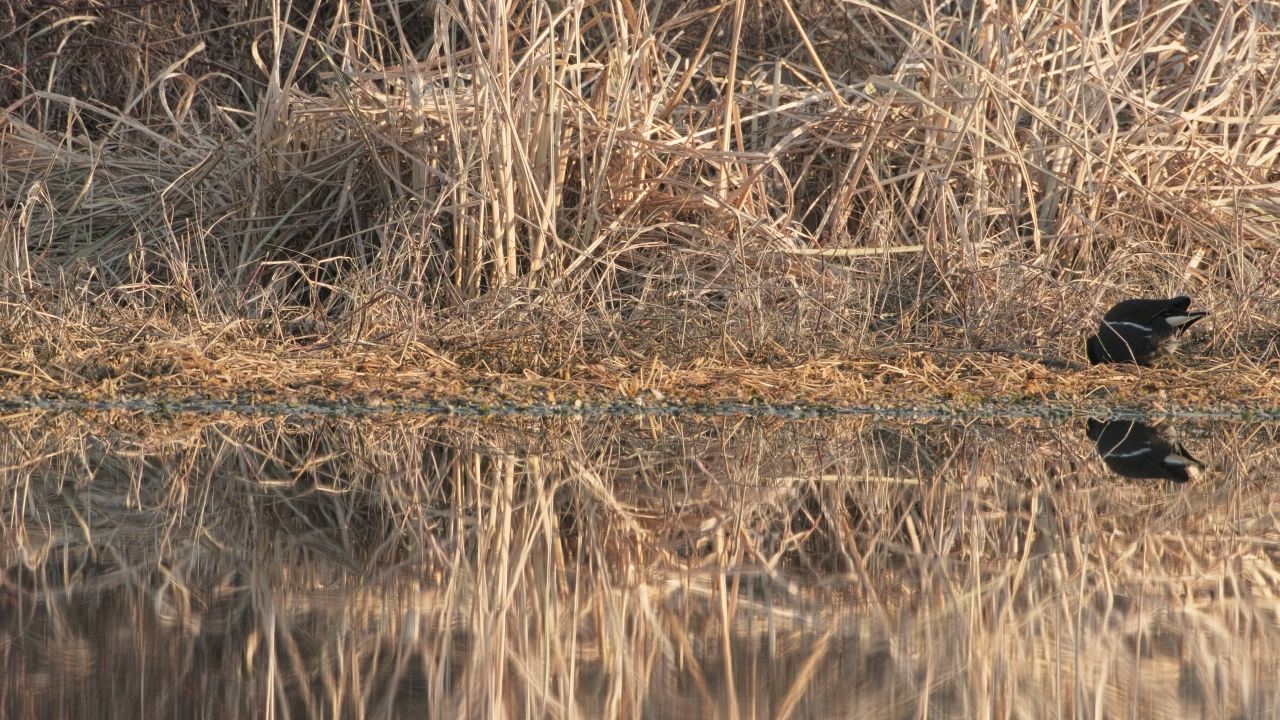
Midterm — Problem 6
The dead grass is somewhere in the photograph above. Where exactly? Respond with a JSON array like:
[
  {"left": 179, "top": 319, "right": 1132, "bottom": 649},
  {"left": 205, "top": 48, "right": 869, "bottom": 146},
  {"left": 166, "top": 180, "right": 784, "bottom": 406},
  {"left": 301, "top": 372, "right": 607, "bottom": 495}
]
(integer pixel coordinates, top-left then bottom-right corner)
[
  {"left": 3, "top": 1, "right": 1280, "bottom": 383},
  {"left": 0, "top": 310, "right": 1273, "bottom": 417},
  {"left": 8, "top": 6, "right": 1280, "bottom": 715}
]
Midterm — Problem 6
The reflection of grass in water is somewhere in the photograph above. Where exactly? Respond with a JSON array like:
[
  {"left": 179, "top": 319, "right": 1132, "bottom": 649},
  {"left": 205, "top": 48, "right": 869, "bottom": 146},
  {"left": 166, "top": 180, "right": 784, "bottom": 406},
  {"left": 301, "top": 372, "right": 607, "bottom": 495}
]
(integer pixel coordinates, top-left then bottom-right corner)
[{"left": 2, "top": 412, "right": 1279, "bottom": 717}]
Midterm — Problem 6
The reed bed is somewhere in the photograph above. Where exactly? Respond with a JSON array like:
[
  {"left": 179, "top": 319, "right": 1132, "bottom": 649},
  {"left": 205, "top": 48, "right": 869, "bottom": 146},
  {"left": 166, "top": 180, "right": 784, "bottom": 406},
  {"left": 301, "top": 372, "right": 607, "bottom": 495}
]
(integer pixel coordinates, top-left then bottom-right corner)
[
  {"left": 2, "top": 411, "right": 1279, "bottom": 717},
  {"left": 3, "top": 0, "right": 1280, "bottom": 386},
  {"left": 5, "top": 2, "right": 1280, "bottom": 718}
]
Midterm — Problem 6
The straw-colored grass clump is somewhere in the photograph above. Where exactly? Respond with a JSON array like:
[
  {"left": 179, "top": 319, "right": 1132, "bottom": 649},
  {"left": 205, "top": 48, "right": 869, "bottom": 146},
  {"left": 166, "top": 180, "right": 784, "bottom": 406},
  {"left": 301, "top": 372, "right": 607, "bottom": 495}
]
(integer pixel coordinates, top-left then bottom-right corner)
[{"left": 3, "top": 0, "right": 1280, "bottom": 398}]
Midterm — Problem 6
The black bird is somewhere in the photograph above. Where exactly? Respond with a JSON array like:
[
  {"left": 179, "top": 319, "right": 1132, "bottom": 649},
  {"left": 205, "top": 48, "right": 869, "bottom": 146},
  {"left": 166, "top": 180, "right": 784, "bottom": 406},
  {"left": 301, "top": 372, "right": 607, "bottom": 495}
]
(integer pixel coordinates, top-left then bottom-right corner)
[
  {"left": 1086, "top": 296, "right": 1208, "bottom": 366},
  {"left": 1085, "top": 418, "right": 1204, "bottom": 482}
]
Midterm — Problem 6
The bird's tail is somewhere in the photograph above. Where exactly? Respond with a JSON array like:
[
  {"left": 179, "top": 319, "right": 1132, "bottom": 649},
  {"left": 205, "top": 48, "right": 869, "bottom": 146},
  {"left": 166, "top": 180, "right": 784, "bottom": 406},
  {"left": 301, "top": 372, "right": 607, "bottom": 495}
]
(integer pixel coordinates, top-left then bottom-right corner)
[{"left": 1166, "top": 311, "right": 1208, "bottom": 333}]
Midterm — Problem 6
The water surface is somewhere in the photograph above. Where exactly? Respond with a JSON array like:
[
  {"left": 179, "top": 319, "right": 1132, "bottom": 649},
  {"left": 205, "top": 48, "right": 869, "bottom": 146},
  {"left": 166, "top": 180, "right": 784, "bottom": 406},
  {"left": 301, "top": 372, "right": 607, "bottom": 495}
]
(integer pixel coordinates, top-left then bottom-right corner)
[{"left": 2, "top": 411, "right": 1278, "bottom": 718}]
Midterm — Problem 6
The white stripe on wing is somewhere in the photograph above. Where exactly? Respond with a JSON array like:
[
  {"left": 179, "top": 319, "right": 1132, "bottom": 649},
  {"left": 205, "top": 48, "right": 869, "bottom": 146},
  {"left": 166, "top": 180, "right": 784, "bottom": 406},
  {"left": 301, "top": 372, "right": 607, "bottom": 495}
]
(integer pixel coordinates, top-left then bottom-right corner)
[
  {"left": 1106, "top": 448, "right": 1152, "bottom": 459},
  {"left": 1103, "top": 320, "right": 1152, "bottom": 332}
]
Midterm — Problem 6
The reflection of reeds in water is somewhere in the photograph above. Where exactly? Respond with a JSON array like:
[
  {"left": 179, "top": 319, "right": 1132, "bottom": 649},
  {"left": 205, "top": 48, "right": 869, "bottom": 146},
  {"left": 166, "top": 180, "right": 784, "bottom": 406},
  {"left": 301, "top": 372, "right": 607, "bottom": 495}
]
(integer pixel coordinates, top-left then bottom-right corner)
[{"left": 1, "top": 412, "right": 1279, "bottom": 717}]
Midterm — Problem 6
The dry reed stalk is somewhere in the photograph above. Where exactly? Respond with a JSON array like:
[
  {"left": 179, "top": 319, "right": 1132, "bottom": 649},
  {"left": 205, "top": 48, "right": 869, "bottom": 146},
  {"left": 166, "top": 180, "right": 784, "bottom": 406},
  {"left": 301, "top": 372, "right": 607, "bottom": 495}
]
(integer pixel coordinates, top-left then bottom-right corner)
[{"left": 0, "top": 1, "right": 1277, "bottom": 373}]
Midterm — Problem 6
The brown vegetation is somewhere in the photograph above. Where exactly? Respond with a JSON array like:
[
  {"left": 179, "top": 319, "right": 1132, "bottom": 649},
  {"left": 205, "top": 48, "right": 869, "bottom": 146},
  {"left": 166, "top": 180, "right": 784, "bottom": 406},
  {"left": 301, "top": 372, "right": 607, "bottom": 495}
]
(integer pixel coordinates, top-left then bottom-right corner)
[
  {"left": 8, "top": 5, "right": 1280, "bottom": 717},
  {"left": 4, "top": 0, "right": 1279, "bottom": 400}
]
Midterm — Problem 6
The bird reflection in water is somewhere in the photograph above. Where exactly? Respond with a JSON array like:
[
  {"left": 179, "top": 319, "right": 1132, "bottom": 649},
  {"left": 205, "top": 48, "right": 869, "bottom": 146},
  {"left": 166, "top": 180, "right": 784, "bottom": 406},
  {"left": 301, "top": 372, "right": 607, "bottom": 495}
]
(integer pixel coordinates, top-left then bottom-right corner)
[{"left": 1085, "top": 418, "right": 1205, "bottom": 482}]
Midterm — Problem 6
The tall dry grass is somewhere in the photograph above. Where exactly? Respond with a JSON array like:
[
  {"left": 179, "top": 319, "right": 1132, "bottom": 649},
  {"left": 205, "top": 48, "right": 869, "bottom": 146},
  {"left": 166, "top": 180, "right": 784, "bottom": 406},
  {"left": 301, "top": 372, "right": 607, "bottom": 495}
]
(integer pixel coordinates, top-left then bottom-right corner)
[{"left": 4, "top": 1, "right": 1279, "bottom": 368}]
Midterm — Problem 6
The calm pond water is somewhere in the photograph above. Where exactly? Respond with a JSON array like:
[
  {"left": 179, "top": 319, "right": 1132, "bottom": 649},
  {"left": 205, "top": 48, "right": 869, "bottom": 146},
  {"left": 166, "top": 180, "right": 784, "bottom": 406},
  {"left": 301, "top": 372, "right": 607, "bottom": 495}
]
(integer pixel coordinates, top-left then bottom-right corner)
[{"left": 3, "top": 410, "right": 1279, "bottom": 718}]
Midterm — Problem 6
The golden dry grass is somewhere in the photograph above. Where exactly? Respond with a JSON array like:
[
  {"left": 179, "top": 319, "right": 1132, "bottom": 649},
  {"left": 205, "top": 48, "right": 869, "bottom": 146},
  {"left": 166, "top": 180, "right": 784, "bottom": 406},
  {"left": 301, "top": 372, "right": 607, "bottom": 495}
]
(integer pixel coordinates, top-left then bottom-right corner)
[
  {"left": 0, "top": 317, "right": 1273, "bottom": 418},
  {"left": 7, "top": 3, "right": 1280, "bottom": 716},
  {"left": 3, "top": 0, "right": 1279, "bottom": 395}
]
